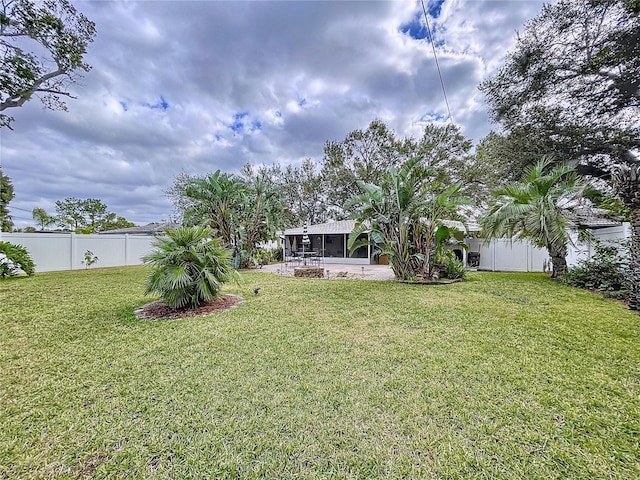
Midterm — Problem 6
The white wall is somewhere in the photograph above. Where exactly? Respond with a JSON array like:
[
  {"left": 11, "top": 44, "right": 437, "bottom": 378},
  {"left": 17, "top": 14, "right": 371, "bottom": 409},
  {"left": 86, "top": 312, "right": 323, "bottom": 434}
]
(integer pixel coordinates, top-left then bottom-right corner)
[
  {"left": 468, "top": 238, "right": 549, "bottom": 272},
  {"left": 467, "top": 223, "right": 631, "bottom": 272},
  {"left": 0, "top": 233, "right": 155, "bottom": 272}
]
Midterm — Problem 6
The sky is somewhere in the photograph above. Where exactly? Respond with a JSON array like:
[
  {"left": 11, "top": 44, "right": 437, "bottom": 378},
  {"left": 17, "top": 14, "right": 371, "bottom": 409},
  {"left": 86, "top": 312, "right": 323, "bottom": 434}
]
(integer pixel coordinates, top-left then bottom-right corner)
[{"left": 1, "top": 0, "right": 548, "bottom": 229}]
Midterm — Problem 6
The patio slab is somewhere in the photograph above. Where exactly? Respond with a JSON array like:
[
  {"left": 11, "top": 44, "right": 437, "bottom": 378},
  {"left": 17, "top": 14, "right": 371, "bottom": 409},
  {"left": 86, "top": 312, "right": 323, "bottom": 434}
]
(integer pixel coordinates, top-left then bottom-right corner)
[{"left": 258, "top": 262, "right": 396, "bottom": 281}]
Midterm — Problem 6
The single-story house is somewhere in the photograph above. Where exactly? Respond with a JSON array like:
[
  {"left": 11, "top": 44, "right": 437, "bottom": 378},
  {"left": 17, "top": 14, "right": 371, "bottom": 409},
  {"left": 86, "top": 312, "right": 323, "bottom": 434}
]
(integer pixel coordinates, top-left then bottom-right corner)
[
  {"left": 283, "top": 220, "right": 371, "bottom": 264},
  {"left": 283, "top": 219, "right": 480, "bottom": 265}
]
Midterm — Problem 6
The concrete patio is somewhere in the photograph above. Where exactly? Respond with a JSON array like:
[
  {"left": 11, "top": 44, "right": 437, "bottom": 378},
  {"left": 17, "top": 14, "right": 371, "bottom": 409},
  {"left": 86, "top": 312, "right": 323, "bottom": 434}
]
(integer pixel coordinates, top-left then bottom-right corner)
[{"left": 258, "top": 262, "right": 396, "bottom": 281}]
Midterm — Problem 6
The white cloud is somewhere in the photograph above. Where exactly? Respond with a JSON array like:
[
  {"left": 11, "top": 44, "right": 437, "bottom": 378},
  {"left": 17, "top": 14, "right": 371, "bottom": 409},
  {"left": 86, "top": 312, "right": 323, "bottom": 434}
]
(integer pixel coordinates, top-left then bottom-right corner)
[{"left": 2, "top": 0, "right": 547, "bottom": 228}]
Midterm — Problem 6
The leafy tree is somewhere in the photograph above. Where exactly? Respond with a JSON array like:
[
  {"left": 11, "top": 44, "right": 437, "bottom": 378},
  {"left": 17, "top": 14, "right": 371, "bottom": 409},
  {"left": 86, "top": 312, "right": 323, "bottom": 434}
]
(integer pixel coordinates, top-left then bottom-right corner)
[
  {"left": 242, "top": 159, "right": 328, "bottom": 227},
  {"left": 82, "top": 198, "right": 108, "bottom": 230},
  {"left": 99, "top": 213, "right": 134, "bottom": 232},
  {"left": 347, "top": 157, "right": 468, "bottom": 281},
  {"left": 321, "top": 119, "right": 410, "bottom": 218},
  {"left": 166, "top": 170, "right": 200, "bottom": 221},
  {"left": 32, "top": 207, "right": 55, "bottom": 230},
  {"left": 55, "top": 197, "right": 84, "bottom": 230},
  {"left": 0, "top": 0, "right": 96, "bottom": 128},
  {"left": 53, "top": 197, "right": 133, "bottom": 232},
  {"left": 480, "top": 0, "right": 638, "bottom": 157},
  {"left": 322, "top": 120, "right": 490, "bottom": 219},
  {"left": 480, "top": 160, "right": 588, "bottom": 278},
  {"left": 473, "top": 131, "right": 544, "bottom": 185},
  {"left": 479, "top": 0, "right": 640, "bottom": 309},
  {"left": 142, "top": 226, "right": 237, "bottom": 310},
  {"left": 410, "top": 123, "right": 493, "bottom": 209},
  {"left": 0, "top": 169, "right": 14, "bottom": 231}
]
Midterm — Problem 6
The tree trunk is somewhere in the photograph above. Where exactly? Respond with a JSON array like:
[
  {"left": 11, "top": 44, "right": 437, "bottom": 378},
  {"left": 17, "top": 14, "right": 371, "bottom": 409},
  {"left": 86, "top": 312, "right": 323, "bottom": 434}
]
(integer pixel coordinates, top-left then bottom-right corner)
[
  {"left": 628, "top": 206, "right": 639, "bottom": 311},
  {"left": 548, "top": 244, "right": 568, "bottom": 279},
  {"left": 612, "top": 160, "right": 640, "bottom": 313}
]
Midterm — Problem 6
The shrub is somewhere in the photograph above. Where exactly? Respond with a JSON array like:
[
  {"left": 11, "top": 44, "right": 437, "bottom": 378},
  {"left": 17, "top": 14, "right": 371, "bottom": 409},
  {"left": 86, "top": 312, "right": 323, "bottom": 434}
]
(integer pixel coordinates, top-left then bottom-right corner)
[
  {"left": 564, "top": 241, "right": 628, "bottom": 294},
  {"left": 142, "top": 226, "right": 238, "bottom": 309},
  {"left": 251, "top": 248, "right": 279, "bottom": 268},
  {"left": 441, "top": 251, "right": 468, "bottom": 280},
  {"left": 0, "top": 241, "right": 36, "bottom": 277}
]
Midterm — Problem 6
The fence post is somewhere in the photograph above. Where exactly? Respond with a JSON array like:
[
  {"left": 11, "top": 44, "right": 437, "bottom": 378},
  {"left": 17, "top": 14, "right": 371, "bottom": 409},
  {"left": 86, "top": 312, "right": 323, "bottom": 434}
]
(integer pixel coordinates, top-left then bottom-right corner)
[
  {"left": 70, "top": 232, "right": 76, "bottom": 270},
  {"left": 492, "top": 240, "right": 496, "bottom": 271},
  {"left": 125, "top": 234, "right": 129, "bottom": 266}
]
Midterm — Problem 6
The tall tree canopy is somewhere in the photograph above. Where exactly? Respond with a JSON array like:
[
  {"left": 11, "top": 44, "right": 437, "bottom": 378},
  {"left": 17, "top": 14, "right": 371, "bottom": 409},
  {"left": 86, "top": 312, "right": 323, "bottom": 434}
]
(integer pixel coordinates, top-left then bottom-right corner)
[
  {"left": 31, "top": 206, "right": 55, "bottom": 230},
  {"left": 320, "top": 119, "right": 410, "bottom": 218},
  {"left": 480, "top": 0, "right": 638, "bottom": 159},
  {"left": 321, "top": 120, "right": 489, "bottom": 218},
  {"left": 241, "top": 159, "right": 328, "bottom": 227},
  {"left": 0, "top": 169, "right": 14, "bottom": 231},
  {"left": 0, "top": 0, "right": 96, "bottom": 128},
  {"left": 53, "top": 197, "right": 133, "bottom": 232},
  {"left": 480, "top": 0, "right": 640, "bottom": 311}
]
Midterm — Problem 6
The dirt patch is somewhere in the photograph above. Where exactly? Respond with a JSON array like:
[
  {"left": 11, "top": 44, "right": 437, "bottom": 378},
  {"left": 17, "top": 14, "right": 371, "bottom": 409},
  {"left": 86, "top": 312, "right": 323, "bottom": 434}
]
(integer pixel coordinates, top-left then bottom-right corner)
[
  {"left": 293, "top": 266, "right": 324, "bottom": 278},
  {"left": 134, "top": 294, "right": 244, "bottom": 320},
  {"left": 401, "top": 278, "right": 463, "bottom": 285}
]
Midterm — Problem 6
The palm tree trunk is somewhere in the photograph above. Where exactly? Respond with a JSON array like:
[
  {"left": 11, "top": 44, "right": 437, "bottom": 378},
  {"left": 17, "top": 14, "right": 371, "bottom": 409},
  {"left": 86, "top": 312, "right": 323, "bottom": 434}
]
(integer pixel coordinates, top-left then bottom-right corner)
[
  {"left": 628, "top": 206, "right": 640, "bottom": 311},
  {"left": 612, "top": 160, "right": 639, "bottom": 313},
  {"left": 548, "top": 243, "right": 568, "bottom": 279}
]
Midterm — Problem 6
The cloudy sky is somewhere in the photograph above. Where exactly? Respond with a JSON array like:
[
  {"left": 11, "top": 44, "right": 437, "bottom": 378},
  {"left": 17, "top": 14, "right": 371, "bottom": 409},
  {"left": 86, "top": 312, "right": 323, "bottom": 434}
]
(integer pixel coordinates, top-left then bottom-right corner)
[{"left": 2, "top": 0, "right": 548, "bottom": 228}]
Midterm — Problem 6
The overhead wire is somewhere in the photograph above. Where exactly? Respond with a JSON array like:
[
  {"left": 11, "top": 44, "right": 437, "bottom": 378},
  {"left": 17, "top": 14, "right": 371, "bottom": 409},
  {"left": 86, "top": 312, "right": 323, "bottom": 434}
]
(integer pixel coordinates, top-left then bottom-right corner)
[{"left": 420, "top": 0, "right": 454, "bottom": 126}]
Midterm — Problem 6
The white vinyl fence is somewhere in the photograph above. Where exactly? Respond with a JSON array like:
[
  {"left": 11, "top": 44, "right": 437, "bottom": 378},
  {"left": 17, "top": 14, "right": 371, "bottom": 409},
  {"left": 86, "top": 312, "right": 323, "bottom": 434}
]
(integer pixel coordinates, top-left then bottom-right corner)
[
  {"left": 0, "top": 233, "right": 155, "bottom": 273},
  {"left": 0, "top": 223, "right": 632, "bottom": 274},
  {"left": 467, "top": 224, "right": 631, "bottom": 272}
]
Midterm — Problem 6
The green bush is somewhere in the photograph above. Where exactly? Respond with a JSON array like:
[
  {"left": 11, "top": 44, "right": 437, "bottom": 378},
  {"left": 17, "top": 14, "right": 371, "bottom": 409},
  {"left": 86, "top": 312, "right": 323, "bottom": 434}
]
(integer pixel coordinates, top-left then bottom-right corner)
[
  {"left": 0, "top": 241, "right": 36, "bottom": 277},
  {"left": 441, "top": 251, "right": 468, "bottom": 280},
  {"left": 250, "top": 248, "right": 280, "bottom": 268},
  {"left": 142, "top": 226, "right": 238, "bottom": 309},
  {"left": 564, "top": 241, "right": 628, "bottom": 294}
]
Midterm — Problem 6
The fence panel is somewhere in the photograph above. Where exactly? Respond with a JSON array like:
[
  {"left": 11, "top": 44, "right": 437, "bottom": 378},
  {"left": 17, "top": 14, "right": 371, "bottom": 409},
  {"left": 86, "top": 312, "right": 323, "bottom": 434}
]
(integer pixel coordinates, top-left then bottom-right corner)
[
  {"left": 127, "top": 236, "right": 155, "bottom": 265},
  {"left": 76, "top": 235, "right": 129, "bottom": 269},
  {"left": 0, "top": 233, "right": 154, "bottom": 272},
  {"left": 2, "top": 233, "right": 73, "bottom": 272}
]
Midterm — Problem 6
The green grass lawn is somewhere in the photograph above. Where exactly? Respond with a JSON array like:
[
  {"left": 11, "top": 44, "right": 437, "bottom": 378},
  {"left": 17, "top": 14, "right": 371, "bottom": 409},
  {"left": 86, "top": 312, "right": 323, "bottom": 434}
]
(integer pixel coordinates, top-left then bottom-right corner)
[{"left": 1, "top": 267, "right": 638, "bottom": 479}]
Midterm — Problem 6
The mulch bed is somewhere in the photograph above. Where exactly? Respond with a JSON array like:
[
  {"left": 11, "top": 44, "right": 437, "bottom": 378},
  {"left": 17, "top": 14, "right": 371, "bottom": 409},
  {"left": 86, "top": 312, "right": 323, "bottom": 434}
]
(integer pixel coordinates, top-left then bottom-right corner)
[
  {"left": 401, "top": 278, "right": 464, "bottom": 285},
  {"left": 134, "top": 294, "right": 244, "bottom": 320}
]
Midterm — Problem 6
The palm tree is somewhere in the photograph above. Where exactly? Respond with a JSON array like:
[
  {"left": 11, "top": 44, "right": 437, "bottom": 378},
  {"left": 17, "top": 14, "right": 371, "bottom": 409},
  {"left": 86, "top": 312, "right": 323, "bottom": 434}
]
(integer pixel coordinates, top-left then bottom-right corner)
[
  {"left": 183, "top": 171, "right": 284, "bottom": 269},
  {"left": 347, "top": 157, "right": 467, "bottom": 281},
  {"left": 238, "top": 174, "right": 285, "bottom": 268},
  {"left": 480, "top": 159, "right": 587, "bottom": 278},
  {"left": 142, "top": 226, "right": 237, "bottom": 309},
  {"left": 184, "top": 171, "right": 246, "bottom": 246}
]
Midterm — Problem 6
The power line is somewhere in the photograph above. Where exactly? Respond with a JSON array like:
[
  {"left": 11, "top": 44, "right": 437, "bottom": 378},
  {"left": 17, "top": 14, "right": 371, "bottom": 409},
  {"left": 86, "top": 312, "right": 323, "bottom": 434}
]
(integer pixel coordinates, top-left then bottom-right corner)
[
  {"left": 9, "top": 205, "right": 33, "bottom": 213},
  {"left": 420, "top": 0, "right": 454, "bottom": 126},
  {"left": 8, "top": 207, "right": 31, "bottom": 213}
]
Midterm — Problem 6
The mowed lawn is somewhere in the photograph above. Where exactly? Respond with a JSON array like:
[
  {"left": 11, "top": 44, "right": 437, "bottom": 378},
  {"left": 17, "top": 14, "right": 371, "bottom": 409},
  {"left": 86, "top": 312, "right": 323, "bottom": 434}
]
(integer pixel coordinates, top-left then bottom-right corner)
[{"left": 1, "top": 267, "right": 638, "bottom": 479}]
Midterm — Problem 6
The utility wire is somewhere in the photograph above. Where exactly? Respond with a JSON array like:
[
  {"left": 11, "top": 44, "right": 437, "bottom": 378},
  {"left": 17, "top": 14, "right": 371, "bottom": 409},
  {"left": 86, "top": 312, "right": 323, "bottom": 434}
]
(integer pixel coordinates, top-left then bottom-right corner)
[
  {"left": 9, "top": 205, "right": 33, "bottom": 213},
  {"left": 420, "top": 0, "right": 454, "bottom": 126}
]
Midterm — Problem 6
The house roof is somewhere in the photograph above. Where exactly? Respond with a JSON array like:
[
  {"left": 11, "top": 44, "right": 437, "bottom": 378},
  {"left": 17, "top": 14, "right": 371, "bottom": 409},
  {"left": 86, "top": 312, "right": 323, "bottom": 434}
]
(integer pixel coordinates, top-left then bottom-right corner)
[
  {"left": 284, "top": 220, "right": 357, "bottom": 236},
  {"left": 570, "top": 206, "right": 623, "bottom": 229},
  {"left": 99, "top": 222, "right": 180, "bottom": 235},
  {"left": 284, "top": 218, "right": 481, "bottom": 236}
]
